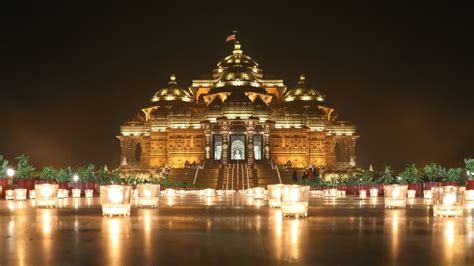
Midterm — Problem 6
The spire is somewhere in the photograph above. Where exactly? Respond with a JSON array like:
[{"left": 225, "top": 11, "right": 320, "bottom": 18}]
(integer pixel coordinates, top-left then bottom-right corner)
[
  {"left": 169, "top": 73, "right": 177, "bottom": 84},
  {"left": 299, "top": 74, "right": 306, "bottom": 82}
]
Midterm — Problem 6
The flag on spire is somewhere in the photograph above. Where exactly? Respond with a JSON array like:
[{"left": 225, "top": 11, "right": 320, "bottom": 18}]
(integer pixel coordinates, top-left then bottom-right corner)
[{"left": 225, "top": 33, "right": 236, "bottom": 42}]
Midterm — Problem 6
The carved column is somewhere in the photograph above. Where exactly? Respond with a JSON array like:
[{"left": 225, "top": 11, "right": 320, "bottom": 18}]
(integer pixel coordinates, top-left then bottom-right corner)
[
  {"left": 201, "top": 121, "right": 212, "bottom": 161},
  {"left": 264, "top": 122, "right": 274, "bottom": 160},
  {"left": 246, "top": 119, "right": 257, "bottom": 165},
  {"left": 220, "top": 120, "right": 229, "bottom": 165}
]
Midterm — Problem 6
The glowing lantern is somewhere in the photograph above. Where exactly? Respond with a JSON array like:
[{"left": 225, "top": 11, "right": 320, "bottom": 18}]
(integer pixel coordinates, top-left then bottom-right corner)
[
  {"left": 204, "top": 188, "right": 216, "bottom": 197},
  {"left": 165, "top": 188, "right": 177, "bottom": 197},
  {"left": 370, "top": 188, "right": 378, "bottom": 198},
  {"left": 267, "top": 184, "right": 285, "bottom": 208},
  {"left": 423, "top": 189, "right": 433, "bottom": 199},
  {"left": 29, "top": 190, "right": 36, "bottom": 199},
  {"left": 14, "top": 189, "right": 27, "bottom": 201},
  {"left": 329, "top": 188, "right": 338, "bottom": 197},
  {"left": 383, "top": 185, "right": 408, "bottom": 208},
  {"left": 35, "top": 184, "right": 59, "bottom": 208},
  {"left": 85, "top": 189, "right": 94, "bottom": 198},
  {"left": 72, "top": 188, "right": 81, "bottom": 198},
  {"left": 432, "top": 186, "right": 465, "bottom": 217},
  {"left": 100, "top": 185, "right": 132, "bottom": 217},
  {"left": 280, "top": 185, "right": 310, "bottom": 218},
  {"left": 137, "top": 184, "right": 160, "bottom": 208},
  {"left": 359, "top": 190, "right": 367, "bottom": 199},
  {"left": 253, "top": 187, "right": 265, "bottom": 199},
  {"left": 57, "top": 189, "right": 69, "bottom": 199},
  {"left": 465, "top": 190, "right": 474, "bottom": 201},
  {"left": 5, "top": 189, "right": 14, "bottom": 200}
]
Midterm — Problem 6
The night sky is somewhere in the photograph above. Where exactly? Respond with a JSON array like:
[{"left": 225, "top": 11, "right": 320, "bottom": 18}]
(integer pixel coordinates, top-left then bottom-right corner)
[{"left": 1, "top": 2, "right": 473, "bottom": 171}]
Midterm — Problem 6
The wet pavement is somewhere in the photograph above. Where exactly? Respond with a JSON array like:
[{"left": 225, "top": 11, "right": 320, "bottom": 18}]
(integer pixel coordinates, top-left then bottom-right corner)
[{"left": 0, "top": 194, "right": 473, "bottom": 265}]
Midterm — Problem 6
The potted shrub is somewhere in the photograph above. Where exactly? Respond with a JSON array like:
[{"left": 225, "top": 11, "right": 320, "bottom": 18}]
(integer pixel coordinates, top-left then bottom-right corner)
[
  {"left": 423, "top": 163, "right": 444, "bottom": 191},
  {"left": 400, "top": 164, "right": 423, "bottom": 197},
  {"left": 40, "top": 166, "right": 58, "bottom": 183},
  {"left": 358, "top": 170, "right": 374, "bottom": 197},
  {"left": 57, "top": 167, "right": 72, "bottom": 190},
  {"left": 465, "top": 158, "right": 474, "bottom": 190},
  {"left": 0, "top": 155, "right": 10, "bottom": 198},
  {"left": 15, "top": 155, "right": 36, "bottom": 194},
  {"left": 442, "top": 167, "right": 462, "bottom": 186},
  {"left": 78, "top": 163, "right": 96, "bottom": 194}
]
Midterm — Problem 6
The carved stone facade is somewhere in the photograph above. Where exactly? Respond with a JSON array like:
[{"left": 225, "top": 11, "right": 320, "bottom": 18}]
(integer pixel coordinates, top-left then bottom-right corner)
[{"left": 118, "top": 39, "right": 358, "bottom": 169}]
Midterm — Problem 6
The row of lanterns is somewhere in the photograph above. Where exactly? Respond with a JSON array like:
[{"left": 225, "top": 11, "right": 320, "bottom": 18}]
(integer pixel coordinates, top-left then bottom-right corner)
[{"left": 314, "top": 184, "right": 472, "bottom": 217}]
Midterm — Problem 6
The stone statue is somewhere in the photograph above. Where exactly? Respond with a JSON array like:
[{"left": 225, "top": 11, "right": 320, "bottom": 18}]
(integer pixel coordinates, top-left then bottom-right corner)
[
  {"left": 264, "top": 145, "right": 270, "bottom": 159},
  {"left": 121, "top": 157, "right": 128, "bottom": 166},
  {"left": 349, "top": 156, "right": 356, "bottom": 167},
  {"left": 234, "top": 150, "right": 241, "bottom": 160}
]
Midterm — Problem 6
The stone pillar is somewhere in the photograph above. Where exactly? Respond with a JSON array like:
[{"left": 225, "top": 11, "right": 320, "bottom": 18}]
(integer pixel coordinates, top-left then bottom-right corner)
[
  {"left": 263, "top": 122, "right": 274, "bottom": 161},
  {"left": 246, "top": 119, "right": 257, "bottom": 165},
  {"left": 201, "top": 121, "right": 212, "bottom": 162},
  {"left": 221, "top": 120, "right": 230, "bottom": 165}
]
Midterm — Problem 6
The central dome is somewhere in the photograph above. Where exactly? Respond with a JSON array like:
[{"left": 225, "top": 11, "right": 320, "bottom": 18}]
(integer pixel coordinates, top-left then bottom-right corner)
[{"left": 212, "top": 41, "right": 263, "bottom": 88}]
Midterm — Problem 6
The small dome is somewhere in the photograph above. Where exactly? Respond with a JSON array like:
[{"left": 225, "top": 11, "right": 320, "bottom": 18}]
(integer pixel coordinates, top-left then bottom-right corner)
[
  {"left": 151, "top": 74, "right": 194, "bottom": 103},
  {"left": 283, "top": 74, "right": 325, "bottom": 102}
]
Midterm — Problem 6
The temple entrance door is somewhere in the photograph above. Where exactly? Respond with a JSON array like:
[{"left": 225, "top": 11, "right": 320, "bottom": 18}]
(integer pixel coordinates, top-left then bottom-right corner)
[
  {"left": 213, "top": 134, "right": 223, "bottom": 162},
  {"left": 230, "top": 134, "right": 246, "bottom": 162},
  {"left": 253, "top": 134, "right": 262, "bottom": 161}
]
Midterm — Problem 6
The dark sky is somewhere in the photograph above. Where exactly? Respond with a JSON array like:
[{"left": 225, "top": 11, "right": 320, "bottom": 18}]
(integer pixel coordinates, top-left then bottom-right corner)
[{"left": 1, "top": 2, "right": 473, "bottom": 171}]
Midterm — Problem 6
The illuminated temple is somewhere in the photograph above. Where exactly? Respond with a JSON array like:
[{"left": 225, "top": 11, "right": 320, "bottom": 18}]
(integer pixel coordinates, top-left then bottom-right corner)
[{"left": 118, "top": 38, "right": 358, "bottom": 184}]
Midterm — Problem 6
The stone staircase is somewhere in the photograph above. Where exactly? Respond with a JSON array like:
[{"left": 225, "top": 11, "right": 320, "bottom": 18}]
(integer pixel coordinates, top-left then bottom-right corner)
[
  {"left": 254, "top": 161, "right": 279, "bottom": 188},
  {"left": 194, "top": 163, "right": 222, "bottom": 189},
  {"left": 166, "top": 168, "right": 195, "bottom": 185}
]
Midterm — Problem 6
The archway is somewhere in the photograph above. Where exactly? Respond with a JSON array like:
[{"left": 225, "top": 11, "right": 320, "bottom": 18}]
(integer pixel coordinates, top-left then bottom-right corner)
[{"left": 134, "top": 142, "right": 142, "bottom": 162}]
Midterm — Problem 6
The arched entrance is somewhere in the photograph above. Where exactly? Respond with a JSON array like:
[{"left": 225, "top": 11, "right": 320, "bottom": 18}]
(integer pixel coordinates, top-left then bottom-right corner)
[
  {"left": 230, "top": 135, "right": 246, "bottom": 161},
  {"left": 134, "top": 142, "right": 142, "bottom": 162}
]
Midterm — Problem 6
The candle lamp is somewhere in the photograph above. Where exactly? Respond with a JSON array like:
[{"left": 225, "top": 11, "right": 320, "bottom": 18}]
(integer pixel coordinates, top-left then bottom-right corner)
[
  {"left": 432, "top": 186, "right": 465, "bottom": 217},
  {"left": 267, "top": 184, "right": 285, "bottom": 208},
  {"left": 323, "top": 189, "right": 330, "bottom": 197},
  {"left": 14, "top": 188, "right": 27, "bottom": 201},
  {"left": 465, "top": 190, "right": 474, "bottom": 201},
  {"left": 423, "top": 189, "right": 433, "bottom": 199},
  {"left": 407, "top": 189, "right": 416, "bottom": 198},
  {"left": 72, "top": 188, "right": 81, "bottom": 198},
  {"left": 132, "top": 189, "right": 138, "bottom": 200},
  {"left": 100, "top": 185, "right": 132, "bottom": 217},
  {"left": 359, "top": 190, "right": 367, "bottom": 199},
  {"left": 329, "top": 188, "right": 338, "bottom": 197},
  {"left": 216, "top": 190, "right": 224, "bottom": 196},
  {"left": 85, "top": 189, "right": 94, "bottom": 198},
  {"left": 383, "top": 185, "right": 408, "bottom": 208},
  {"left": 35, "top": 184, "right": 59, "bottom": 208},
  {"left": 370, "top": 188, "right": 379, "bottom": 198},
  {"left": 280, "top": 185, "right": 310, "bottom": 218},
  {"left": 253, "top": 187, "right": 265, "bottom": 199},
  {"left": 245, "top": 188, "right": 254, "bottom": 197},
  {"left": 165, "top": 188, "right": 177, "bottom": 197},
  {"left": 137, "top": 184, "right": 160, "bottom": 208},
  {"left": 57, "top": 189, "right": 69, "bottom": 199},
  {"left": 5, "top": 189, "right": 14, "bottom": 200},
  {"left": 29, "top": 190, "right": 36, "bottom": 199},
  {"left": 204, "top": 188, "right": 216, "bottom": 197}
]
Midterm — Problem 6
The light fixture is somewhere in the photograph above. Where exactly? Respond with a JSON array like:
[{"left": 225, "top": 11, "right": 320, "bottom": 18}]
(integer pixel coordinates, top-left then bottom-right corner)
[
  {"left": 280, "top": 185, "right": 310, "bottom": 218},
  {"left": 137, "top": 184, "right": 160, "bottom": 208},
  {"left": 267, "top": 184, "right": 285, "bottom": 208},
  {"left": 35, "top": 184, "right": 59, "bottom": 208},
  {"left": 359, "top": 190, "right": 367, "bottom": 199},
  {"left": 253, "top": 187, "right": 265, "bottom": 199},
  {"left": 72, "top": 188, "right": 81, "bottom": 198},
  {"left": 85, "top": 189, "right": 94, "bottom": 198},
  {"left": 432, "top": 186, "right": 465, "bottom": 217},
  {"left": 423, "top": 189, "right": 433, "bottom": 199},
  {"left": 29, "top": 190, "right": 36, "bottom": 199},
  {"left": 14, "top": 189, "right": 27, "bottom": 201},
  {"left": 100, "top": 185, "right": 132, "bottom": 217},
  {"left": 6, "top": 168, "right": 15, "bottom": 178},
  {"left": 407, "top": 189, "right": 416, "bottom": 198},
  {"left": 370, "top": 188, "right": 378, "bottom": 198},
  {"left": 73, "top": 174, "right": 79, "bottom": 182},
  {"left": 5, "top": 189, "right": 14, "bottom": 200},
  {"left": 383, "top": 185, "right": 408, "bottom": 208}
]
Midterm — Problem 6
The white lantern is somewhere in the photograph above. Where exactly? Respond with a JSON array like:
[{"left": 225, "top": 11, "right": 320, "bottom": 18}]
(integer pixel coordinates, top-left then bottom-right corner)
[
  {"left": 85, "top": 189, "right": 94, "bottom": 198},
  {"left": 57, "top": 189, "right": 69, "bottom": 199},
  {"left": 35, "top": 184, "right": 59, "bottom": 208},
  {"left": 384, "top": 185, "right": 408, "bottom": 208},
  {"left": 323, "top": 189, "right": 330, "bottom": 197},
  {"left": 329, "top": 188, "right": 338, "bottom": 197},
  {"left": 137, "top": 184, "right": 160, "bottom": 208},
  {"left": 407, "top": 189, "right": 416, "bottom": 198},
  {"left": 280, "top": 185, "right": 310, "bottom": 218},
  {"left": 165, "top": 188, "right": 177, "bottom": 197},
  {"left": 14, "top": 189, "right": 27, "bottom": 201},
  {"left": 72, "top": 188, "right": 81, "bottom": 198},
  {"left": 359, "top": 190, "right": 367, "bottom": 199},
  {"left": 423, "top": 189, "right": 433, "bottom": 199},
  {"left": 432, "top": 186, "right": 465, "bottom": 217},
  {"left": 253, "top": 187, "right": 265, "bottom": 199},
  {"left": 132, "top": 189, "right": 138, "bottom": 200},
  {"left": 5, "top": 189, "right": 14, "bottom": 200},
  {"left": 267, "top": 184, "right": 285, "bottom": 208},
  {"left": 29, "top": 190, "right": 36, "bottom": 199},
  {"left": 465, "top": 190, "right": 474, "bottom": 201},
  {"left": 204, "top": 188, "right": 216, "bottom": 197},
  {"left": 100, "top": 185, "right": 132, "bottom": 217},
  {"left": 370, "top": 188, "right": 378, "bottom": 198}
]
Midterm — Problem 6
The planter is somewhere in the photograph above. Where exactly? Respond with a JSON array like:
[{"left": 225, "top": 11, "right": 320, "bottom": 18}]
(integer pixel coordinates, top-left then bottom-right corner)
[
  {"left": 432, "top": 186, "right": 465, "bottom": 217},
  {"left": 383, "top": 184, "right": 408, "bottom": 208},
  {"left": 280, "top": 185, "right": 310, "bottom": 218},
  {"left": 423, "top": 182, "right": 441, "bottom": 191},
  {"left": 0, "top": 178, "right": 12, "bottom": 198},
  {"left": 466, "top": 180, "right": 474, "bottom": 190},
  {"left": 137, "top": 184, "right": 160, "bottom": 208},
  {"left": 408, "top": 183, "right": 422, "bottom": 197},
  {"left": 58, "top": 182, "right": 69, "bottom": 190},
  {"left": 441, "top": 182, "right": 458, "bottom": 186},
  {"left": 35, "top": 184, "right": 59, "bottom": 208}
]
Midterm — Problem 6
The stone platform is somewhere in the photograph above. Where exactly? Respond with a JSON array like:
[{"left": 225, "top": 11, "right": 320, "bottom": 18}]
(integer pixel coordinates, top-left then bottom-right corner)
[{"left": 1, "top": 194, "right": 473, "bottom": 265}]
